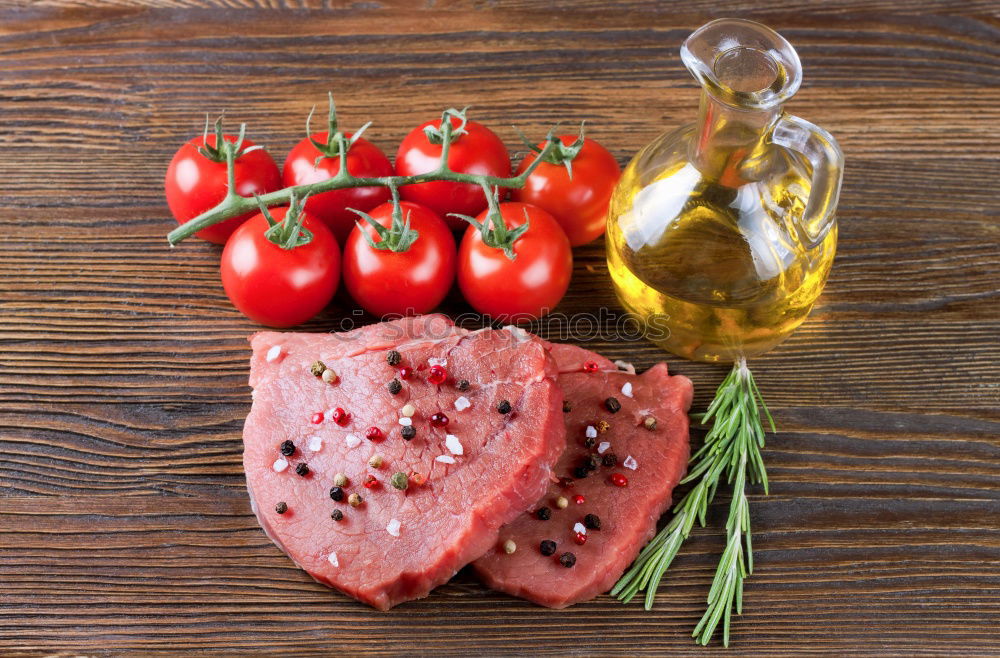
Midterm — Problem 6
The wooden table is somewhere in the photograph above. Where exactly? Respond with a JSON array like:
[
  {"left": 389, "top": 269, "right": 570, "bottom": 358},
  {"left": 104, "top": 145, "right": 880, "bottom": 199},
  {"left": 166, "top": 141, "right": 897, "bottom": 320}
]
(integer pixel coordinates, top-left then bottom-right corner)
[{"left": 1, "top": 1, "right": 997, "bottom": 655}]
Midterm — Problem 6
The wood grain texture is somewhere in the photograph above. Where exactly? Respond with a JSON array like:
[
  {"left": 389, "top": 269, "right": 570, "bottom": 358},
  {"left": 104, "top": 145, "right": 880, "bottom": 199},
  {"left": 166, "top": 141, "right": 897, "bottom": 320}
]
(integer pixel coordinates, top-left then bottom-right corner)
[{"left": 0, "top": 0, "right": 998, "bottom": 655}]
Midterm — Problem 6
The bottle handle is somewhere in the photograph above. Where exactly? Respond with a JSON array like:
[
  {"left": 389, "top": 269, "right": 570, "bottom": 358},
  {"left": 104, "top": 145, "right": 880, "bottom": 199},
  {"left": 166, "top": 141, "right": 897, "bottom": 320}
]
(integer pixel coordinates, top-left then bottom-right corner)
[{"left": 771, "top": 114, "right": 844, "bottom": 246}]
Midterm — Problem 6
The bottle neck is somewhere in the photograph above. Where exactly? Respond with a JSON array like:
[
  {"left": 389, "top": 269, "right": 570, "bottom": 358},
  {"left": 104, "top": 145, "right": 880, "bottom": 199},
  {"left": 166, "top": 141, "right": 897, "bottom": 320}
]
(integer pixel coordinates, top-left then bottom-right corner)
[{"left": 693, "top": 91, "right": 781, "bottom": 185}]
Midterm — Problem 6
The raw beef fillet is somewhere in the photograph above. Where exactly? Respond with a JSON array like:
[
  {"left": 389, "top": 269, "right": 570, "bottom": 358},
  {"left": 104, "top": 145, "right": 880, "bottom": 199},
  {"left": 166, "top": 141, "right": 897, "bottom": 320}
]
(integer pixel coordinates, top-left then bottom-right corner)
[
  {"left": 473, "top": 342, "right": 693, "bottom": 608},
  {"left": 243, "top": 316, "right": 565, "bottom": 610}
]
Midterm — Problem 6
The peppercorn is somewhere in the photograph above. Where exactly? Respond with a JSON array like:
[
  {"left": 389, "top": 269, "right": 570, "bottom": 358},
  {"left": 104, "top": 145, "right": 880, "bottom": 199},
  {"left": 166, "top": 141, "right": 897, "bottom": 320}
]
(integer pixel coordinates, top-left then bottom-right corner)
[
  {"left": 310, "top": 412, "right": 324, "bottom": 424},
  {"left": 368, "top": 454, "right": 384, "bottom": 468},
  {"left": 643, "top": 416, "right": 658, "bottom": 431},
  {"left": 573, "top": 532, "right": 587, "bottom": 546},
  {"left": 329, "top": 486, "right": 345, "bottom": 502},
  {"left": 430, "top": 411, "right": 449, "bottom": 427},
  {"left": 410, "top": 471, "right": 426, "bottom": 486},
  {"left": 363, "top": 474, "right": 378, "bottom": 489},
  {"left": 555, "top": 496, "right": 569, "bottom": 509},
  {"left": 559, "top": 552, "right": 577, "bottom": 568},
  {"left": 365, "top": 426, "right": 384, "bottom": 442},
  {"left": 536, "top": 506, "right": 552, "bottom": 521},
  {"left": 390, "top": 472, "right": 409, "bottom": 490},
  {"left": 605, "top": 397, "right": 621, "bottom": 413},
  {"left": 582, "top": 361, "right": 599, "bottom": 373},
  {"left": 322, "top": 368, "right": 337, "bottom": 384},
  {"left": 573, "top": 494, "right": 585, "bottom": 505},
  {"left": 497, "top": 399, "right": 512, "bottom": 414},
  {"left": 348, "top": 492, "right": 363, "bottom": 507},
  {"left": 295, "top": 462, "right": 309, "bottom": 477},
  {"left": 539, "top": 540, "right": 557, "bottom": 556},
  {"left": 331, "top": 509, "right": 344, "bottom": 522},
  {"left": 457, "top": 379, "right": 470, "bottom": 391},
  {"left": 386, "top": 350, "right": 401, "bottom": 366},
  {"left": 400, "top": 425, "right": 416, "bottom": 440},
  {"left": 310, "top": 360, "right": 326, "bottom": 377},
  {"left": 427, "top": 364, "right": 447, "bottom": 385},
  {"left": 602, "top": 452, "right": 618, "bottom": 467},
  {"left": 584, "top": 513, "right": 601, "bottom": 530},
  {"left": 583, "top": 436, "right": 596, "bottom": 448},
  {"left": 275, "top": 501, "right": 288, "bottom": 514},
  {"left": 502, "top": 539, "right": 517, "bottom": 554},
  {"left": 398, "top": 366, "right": 412, "bottom": 379},
  {"left": 596, "top": 420, "right": 610, "bottom": 433},
  {"left": 387, "top": 378, "right": 403, "bottom": 395},
  {"left": 279, "top": 440, "right": 295, "bottom": 456},
  {"left": 585, "top": 454, "right": 600, "bottom": 471},
  {"left": 563, "top": 400, "right": 572, "bottom": 413},
  {"left": 610, "top": 473, "right": 628, "bottom": 487},
  {"left": 333, "top": 473, "right": 348, "bottom": 487},
  {"left": 331, "top": 407, "right": 351, "bottom": 426},
  {"left": 573, "top": 466, "right": 590, "bottom": 479}
]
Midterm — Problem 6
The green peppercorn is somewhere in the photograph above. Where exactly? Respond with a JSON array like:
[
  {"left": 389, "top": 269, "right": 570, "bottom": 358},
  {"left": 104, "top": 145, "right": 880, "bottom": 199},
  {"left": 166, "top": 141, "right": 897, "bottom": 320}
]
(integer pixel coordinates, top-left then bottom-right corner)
[
  {"left": 333, "top": 473, "right": 348, "bottom": 487},
  {"left": 275, "top": 502, "right": 288, "bottom": 514},
  {"left": 583, "top": 436, "right": 596, "bottom": 449},
  {"left": 497, "top": 399, "right": 512, "bottom": 414},
  {"left": 604, "top": 397, "right": 621, "bottom": 413},
  {"left": 386, "top": 350, "right": 401, "bottom": 366},
  {"left": 390, "top": 472, "right": 409, "bottom": 490},
  {"left": 400, "top": 425, "right": 416, "bottom": 440},
  {"left": 310, "top": 361, "right": 326, "bottom": 377},
  {"left": 388, "top": 378, "right": 402, "bottom": 395},
  {"left": 331, "top": 509, "right": 344, "bottom": 522}
]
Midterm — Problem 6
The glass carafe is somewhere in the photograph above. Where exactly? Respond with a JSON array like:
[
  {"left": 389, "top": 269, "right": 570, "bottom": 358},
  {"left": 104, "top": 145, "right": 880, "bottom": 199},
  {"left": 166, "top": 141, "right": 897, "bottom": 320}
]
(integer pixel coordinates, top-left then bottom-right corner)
[{"left": 606, "top": 19, "right": 844, "bottom": 363}]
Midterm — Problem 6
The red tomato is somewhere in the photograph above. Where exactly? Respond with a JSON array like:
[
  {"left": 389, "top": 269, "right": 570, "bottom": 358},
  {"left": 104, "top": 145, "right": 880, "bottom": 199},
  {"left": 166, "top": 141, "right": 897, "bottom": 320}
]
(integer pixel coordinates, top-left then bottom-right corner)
[
  {"left": 457, "top": 202, "right": 572, "bottom": 322},
  {"left": 343, "top": 201, "right": 456, "bottom": 317},
  {"left": 512, "top": 136, "right": 621, "bottom": 246},
  {"left": 395, "top": 113, "right": 511, "bottom": 228},
  {"left": 220, "top": 206, "right": 340, "bottom": 327},
  {"left": 165, "top": 133, "right": 281, "bottom": 244},
  {"left": 282, "top": 131, "right": 394, "bottom": 245}
]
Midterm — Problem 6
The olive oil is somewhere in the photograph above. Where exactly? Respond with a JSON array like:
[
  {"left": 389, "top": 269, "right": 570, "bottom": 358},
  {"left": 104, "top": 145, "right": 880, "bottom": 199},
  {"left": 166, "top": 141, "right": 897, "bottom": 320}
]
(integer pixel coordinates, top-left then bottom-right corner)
[{"left": 606, "top": 21, "right": 842, "bottom": 363}]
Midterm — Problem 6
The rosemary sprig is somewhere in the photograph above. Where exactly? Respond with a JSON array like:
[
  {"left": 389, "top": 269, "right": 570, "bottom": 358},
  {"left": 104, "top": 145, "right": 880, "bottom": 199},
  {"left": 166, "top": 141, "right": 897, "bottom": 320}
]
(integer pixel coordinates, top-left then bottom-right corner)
[{"left": 611, "top": 358, "right": 774, "bottom": 647}]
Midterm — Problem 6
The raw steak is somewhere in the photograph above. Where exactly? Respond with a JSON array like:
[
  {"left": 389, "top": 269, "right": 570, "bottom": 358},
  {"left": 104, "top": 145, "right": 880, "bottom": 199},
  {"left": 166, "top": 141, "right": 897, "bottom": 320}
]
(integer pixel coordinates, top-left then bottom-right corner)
[
  {"left": 243, "top": 316, "right": 565, "bottom": 610},
  {"left": 473, "top": 342, "right": 693, "bottom": 608}
]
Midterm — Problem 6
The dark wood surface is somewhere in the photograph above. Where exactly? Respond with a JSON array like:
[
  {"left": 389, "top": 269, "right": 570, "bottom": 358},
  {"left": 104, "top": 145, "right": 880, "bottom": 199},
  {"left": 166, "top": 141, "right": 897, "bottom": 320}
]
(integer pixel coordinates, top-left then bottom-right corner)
[{"left": 1, "top": 1, "right": 998, "bottom": 655}]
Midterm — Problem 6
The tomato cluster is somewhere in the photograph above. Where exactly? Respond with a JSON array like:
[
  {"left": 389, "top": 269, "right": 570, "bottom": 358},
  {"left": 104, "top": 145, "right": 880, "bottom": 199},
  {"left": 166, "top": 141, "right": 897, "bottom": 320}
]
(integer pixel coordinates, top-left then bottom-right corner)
[{"left": 164, "top": 108, "right": 621, "bottom": 328}]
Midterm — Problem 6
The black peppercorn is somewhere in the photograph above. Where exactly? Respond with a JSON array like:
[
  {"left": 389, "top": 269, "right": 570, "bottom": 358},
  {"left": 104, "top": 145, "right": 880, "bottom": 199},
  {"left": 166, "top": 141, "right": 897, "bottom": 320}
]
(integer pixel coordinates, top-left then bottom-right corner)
[
  {"left": 280, "top": 440, "right": 295, "bottom": 456},
  {"left": 457, "top": 379, "right": 470, "bottom": 391},
  {"left": 536, "top": 506, "right": 552, "bottom": 521},
  {"left": 604, "top": 397, "right": 621, "bottom": 413},
  {"left": 331, "top": 509, "right": 344, "bottom": 522},
  {"left": 275, "top": 502, "right": 288, "bottom": 514},
  {"left": 573, "top": 466, "right": 590, "bottom": 479},
  {"left": 559, "top": 552, "right": 577, "bottom": 568},
  {"left": 540, "top": 540, "right": 557, "bottom": 556},
  {"left": 295, "top": 463, "right": 309, "bottom": 477},
  {"left": 386, "top": 350, "right": 401, "bottom": 366},
  {"left": 584, "top": 513, "right": 601, "bottom": 530},
  {"left": 329, "top": 486, "right": 345, "bottom": 502},
  {"left": 583, "top": 436, "right": 596, "bottom": 449},
  {"left": 400, "top": 425, "right": 416, "bottom": 440},
  {"left": 563, "top": 400, "right": 572, "bottom": 413},
  {"left": 586, "top": 454, "right": 600, "bottom": 471},
  {"left": 602, "top": 452, "right": 618, "bottom": 467},
  {"left": 497, "top": 399, "right": 512, "bottom": 414},
  {"left": 387, "top": 378, "right": 402, "bottom": 395}
]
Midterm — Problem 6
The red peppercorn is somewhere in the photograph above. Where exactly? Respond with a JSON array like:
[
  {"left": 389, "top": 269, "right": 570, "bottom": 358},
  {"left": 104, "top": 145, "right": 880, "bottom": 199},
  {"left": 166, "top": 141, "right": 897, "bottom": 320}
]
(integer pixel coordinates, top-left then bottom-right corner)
[
  {"left": 430, "top": 411, "right": 449, "bottom": 428},
  {"left": 582, "top": 361, "right": 599, "bottom": 373},
  {"left": 410, "top": 471, "right": 427, "bottom": 486},
  {"left": 365, "top": 426, "right": 384, "bottom": 441},
  {"left": 573, "top": 494, "right": 585, "bottom": 505},
  {"left": 610, "top": 473, "right": 628, "bottom": 487},
  {"left": 398, "top": 366, "right": 413, "bottom": 380},
  {"left": 331, "top": 407, "right": 351, "bottom": 426},
  {"left": 363, "top": 474, "right": 379, "bottom": 489},
  {"left": 310, "top": 412, "right": 324, "bottom": 424},
  {"left": 573, "top": 531, "right": 587, "bottom": 545},
  {"left": 427, "top": 364, "right": 447, "bottom": 385}
]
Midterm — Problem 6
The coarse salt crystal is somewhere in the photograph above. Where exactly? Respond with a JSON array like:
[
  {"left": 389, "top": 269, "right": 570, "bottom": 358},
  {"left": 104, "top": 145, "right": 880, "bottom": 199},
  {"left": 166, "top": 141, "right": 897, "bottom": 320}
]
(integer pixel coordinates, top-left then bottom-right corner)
[
  {"left": 435, "top": 455, "right": 456, "bottom": 464},
  {"left": 308, "top": 436, "right": 323, "bottom": 452},
  {"left": 597, "top": 441, "right": 611, "bottom": 454},
  {"left": 614, "top": 360, "right": 636, "bottom": 375},
  {"left": 585, "top": 425, "right": 598, "bottom": 438},
  {"left": 327, "top": 552, "right": 339, "bottom": 567},
  {"left": 386, "top": 519, "right": 401, "bottom": 537},
  {"left": 272, "top": 458, "right": 288, "bottom": 472},
  {"left": 401, "top": 404, "right": 416, "bottom": 417},
  {"left": 573, "top": 522, "right": 587, "bottom": 535},
  {"left": 265, "top": 345, "right": 282, "bottom": 362},
  {"left": 624, "top": 455, "right": 638, "bottom": 470},
  {"left": 445, "top": 434, "right": 463, "bottom": 455},
  {"left": 345, "top": 434, "right": 362, "bottom": 448},
  {"left": 454, "top": 396, "right": 471, "bottom": 411},
  {"left": 398, "top": 417, "right": 413, "bottom": 426},
  {"left": 621, "top": 382, "right": 634, "bottom": 398},
  {"left": 428, "top": 357, "right": 447, "bottom": 367}
]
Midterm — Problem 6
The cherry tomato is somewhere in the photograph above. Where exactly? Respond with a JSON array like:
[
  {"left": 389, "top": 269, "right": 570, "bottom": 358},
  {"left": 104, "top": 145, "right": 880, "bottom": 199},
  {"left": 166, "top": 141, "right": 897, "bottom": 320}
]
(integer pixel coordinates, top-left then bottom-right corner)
[
  {"left": 395, "top": 112, "right": 511, "bottom": 228},
  {"left": 282, "top": 131, "right": 394, "bottom": 245},
  {"left": 220, "top": 206, "right": 340, "bottom": 327},
  {"left": 165, "top": 133, "right": 281, "bottom": 244},
  {"left": 343, "top": 201, "right": 456, "bottom": 317},
  {"left": 512, "top": 136, "right": 621, "bottom": 246},
  {"left": 457, "top": 202, "right": 572, "bottom": 322}
]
